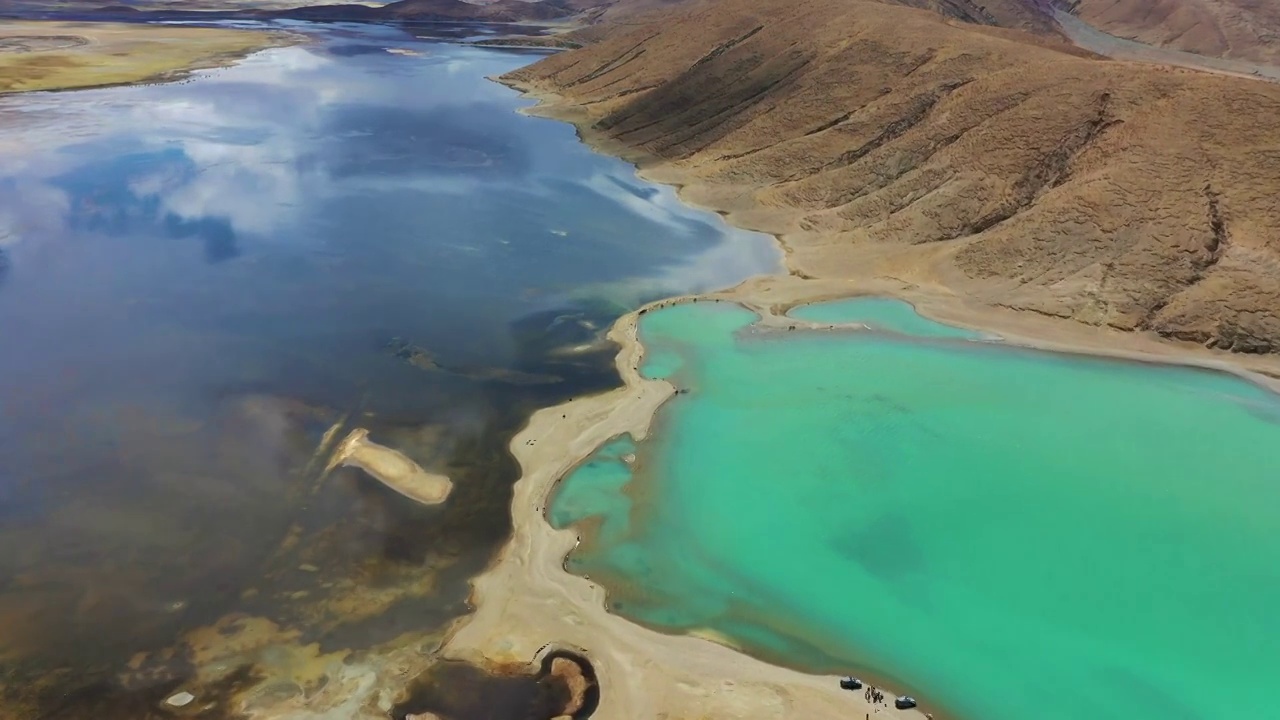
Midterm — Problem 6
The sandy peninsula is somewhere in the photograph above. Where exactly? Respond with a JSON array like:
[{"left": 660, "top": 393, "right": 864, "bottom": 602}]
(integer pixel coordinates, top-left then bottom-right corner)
[
  {"left": 443, "top": 304, "right": 931, "bottom": 720},
  {"left": 0, "top": 20, "right": 294, "bottom": 94}
]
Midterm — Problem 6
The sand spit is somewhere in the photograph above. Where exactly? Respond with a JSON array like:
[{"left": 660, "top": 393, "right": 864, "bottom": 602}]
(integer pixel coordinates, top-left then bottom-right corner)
[
  {"left": 442, "top": 309, "right": 927, "bottom": 720},
  {"left": 328, "top": 428, "right": 453, "bottom": 506},
  {"left": 735, "top": 274, "right": 1280, "bottom": 392}
]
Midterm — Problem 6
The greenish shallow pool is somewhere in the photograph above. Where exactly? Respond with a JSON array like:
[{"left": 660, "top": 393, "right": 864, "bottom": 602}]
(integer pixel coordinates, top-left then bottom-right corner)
[
  {"left": 789, "top": 297, "right": 987, "bottom": 340},
  {"left": 550, "top": 302, "right": 1280, "bottom": 720}
]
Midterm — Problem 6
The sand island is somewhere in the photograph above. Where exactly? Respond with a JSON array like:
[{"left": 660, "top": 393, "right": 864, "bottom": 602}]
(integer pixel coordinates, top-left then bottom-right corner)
[{"left": 328, "top": 428, "right": 454, "bottom": 506}]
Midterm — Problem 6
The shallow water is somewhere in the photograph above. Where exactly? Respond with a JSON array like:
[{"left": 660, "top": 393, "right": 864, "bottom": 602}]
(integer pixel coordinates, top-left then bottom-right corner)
[
  {"left": 552, "top": 302, "right": 1280, "bottom": 720},
  {"left": 0, "top": 22, "right": 777, "bottom": 715},
  {"left": 788, "top": 297, "right": 987, "bottom": 340}
]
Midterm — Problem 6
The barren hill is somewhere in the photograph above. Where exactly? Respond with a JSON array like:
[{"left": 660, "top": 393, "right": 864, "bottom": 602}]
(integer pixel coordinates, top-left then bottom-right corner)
[
  {"left": 1064, "top": 0, "right": 1280, "bottom": 65},
  {"left": 505, "top": 0, "right": 1280, "bottom": 354}
]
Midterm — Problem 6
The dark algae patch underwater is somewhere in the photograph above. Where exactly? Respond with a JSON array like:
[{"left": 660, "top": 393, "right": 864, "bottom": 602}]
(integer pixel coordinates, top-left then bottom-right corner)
[{"left": 392, "top": 649, "right": 600, "bottom": 720}]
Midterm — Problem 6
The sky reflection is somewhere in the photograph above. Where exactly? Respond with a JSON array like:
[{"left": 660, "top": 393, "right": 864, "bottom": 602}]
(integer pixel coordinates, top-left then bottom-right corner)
[{"left": 0, "top": 24, "right": 779, "bottom": 715}]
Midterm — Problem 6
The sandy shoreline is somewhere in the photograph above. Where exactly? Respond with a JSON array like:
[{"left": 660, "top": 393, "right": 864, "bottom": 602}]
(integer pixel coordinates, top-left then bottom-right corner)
[
  {"left": 436, "top": 74, "right": 1280, "bottom": 720},
  {"left": 442, "top": 305, "right": 930, "bottom": 719}
]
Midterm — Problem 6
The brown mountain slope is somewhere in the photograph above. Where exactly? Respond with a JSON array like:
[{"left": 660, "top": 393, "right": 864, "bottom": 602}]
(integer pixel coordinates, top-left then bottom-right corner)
[
  {"left": 505, "top": 0, "right": 1280, "bottom": 353},
  {"left": 1065, "top": 0, "right": 1280, "bottom": 65},
  {"left": 891, "top": 0, "right": 1057, "bottom": 33}
]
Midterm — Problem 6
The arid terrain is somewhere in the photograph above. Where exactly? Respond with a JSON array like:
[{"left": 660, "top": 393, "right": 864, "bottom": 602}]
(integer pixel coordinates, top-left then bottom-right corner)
[
  {"left": 1064, "top": 0, "right": 1280, "bottom": 64},
  {"left": 505, "top": 0, "right": 1280, "bottom": 355}
]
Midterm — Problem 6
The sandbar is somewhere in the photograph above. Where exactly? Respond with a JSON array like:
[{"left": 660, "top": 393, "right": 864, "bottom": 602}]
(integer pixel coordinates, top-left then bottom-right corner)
[{"left": 328, "top": 428, "right": 453, "bottom": 506}]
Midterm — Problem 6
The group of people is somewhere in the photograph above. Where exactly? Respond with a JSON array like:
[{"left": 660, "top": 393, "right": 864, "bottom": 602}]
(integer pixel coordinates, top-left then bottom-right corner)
[{"left": 864, "top": 686, "right": 886, "bottom": 705}]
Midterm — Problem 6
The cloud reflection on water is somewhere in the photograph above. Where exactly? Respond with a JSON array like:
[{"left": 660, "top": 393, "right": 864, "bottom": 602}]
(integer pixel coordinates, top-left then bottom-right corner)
[
  {"left": 0, "top": 40, "right": 776, "bottom": 290},
  {"left": 0, "top": 27, "right": 780, "bottom": 715}
]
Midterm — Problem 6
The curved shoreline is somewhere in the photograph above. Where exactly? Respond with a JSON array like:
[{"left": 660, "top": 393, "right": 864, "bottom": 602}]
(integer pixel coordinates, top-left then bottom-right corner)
[
  {"left": 440, "top": 73, "right": 1280, "bottom": 720},
  {"left": 442, "top": 296, "right": 931, "bottom": 719}
]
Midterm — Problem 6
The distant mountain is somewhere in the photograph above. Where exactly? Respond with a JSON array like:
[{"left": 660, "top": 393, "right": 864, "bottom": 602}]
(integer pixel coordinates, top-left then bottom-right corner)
[
  {"left": 378, "top": 0, "right": 575, "bottom": 21},
  {"left": 1062, "top": 0, "right": 1280, "bottom": 64}
]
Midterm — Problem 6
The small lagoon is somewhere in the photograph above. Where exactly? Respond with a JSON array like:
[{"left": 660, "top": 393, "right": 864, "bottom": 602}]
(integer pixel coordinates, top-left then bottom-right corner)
[
  {"left": 789, "top": 297, "right": 987, "bottom": 340},
  {"left": 552, "top": 300, "right": 1280, "bottom": 720}
]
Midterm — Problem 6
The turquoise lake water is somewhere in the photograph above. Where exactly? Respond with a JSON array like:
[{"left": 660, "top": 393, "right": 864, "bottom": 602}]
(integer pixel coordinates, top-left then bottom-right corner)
[
  {"left": 550, "top": 302, "right": 1280, "bottom": 720},
  {"left": 789, "top": 297, "right": 987, "bottom": 340}
]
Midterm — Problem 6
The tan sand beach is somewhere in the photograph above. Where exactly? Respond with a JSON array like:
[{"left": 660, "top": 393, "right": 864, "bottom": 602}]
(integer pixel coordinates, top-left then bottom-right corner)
[{"left": 442, "top": 305, "right": 932, "bottom": 720}]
